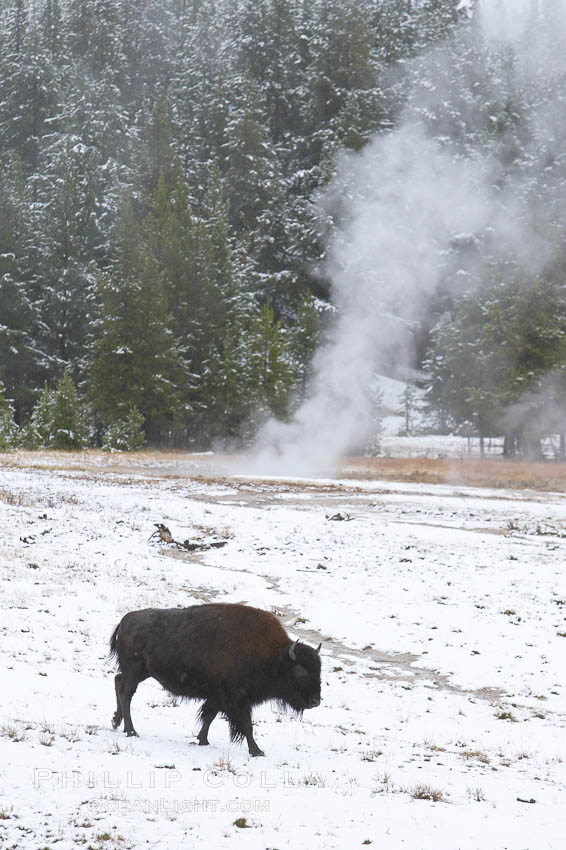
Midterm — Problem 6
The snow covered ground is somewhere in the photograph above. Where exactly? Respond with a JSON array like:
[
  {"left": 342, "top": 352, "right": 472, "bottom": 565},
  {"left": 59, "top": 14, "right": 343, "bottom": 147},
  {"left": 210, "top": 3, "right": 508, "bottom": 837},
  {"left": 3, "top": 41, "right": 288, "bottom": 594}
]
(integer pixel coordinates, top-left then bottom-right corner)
[{"left": 1, "top": 451, "right": 565, "bottom": 849}]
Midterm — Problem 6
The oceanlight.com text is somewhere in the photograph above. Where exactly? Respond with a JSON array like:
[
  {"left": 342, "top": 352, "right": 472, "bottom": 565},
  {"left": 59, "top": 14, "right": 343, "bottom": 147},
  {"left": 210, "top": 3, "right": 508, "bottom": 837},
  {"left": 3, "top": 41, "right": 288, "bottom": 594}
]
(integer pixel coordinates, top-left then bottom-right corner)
[{"left": 87, "top": 798, "right": 270, "bottom": 815}]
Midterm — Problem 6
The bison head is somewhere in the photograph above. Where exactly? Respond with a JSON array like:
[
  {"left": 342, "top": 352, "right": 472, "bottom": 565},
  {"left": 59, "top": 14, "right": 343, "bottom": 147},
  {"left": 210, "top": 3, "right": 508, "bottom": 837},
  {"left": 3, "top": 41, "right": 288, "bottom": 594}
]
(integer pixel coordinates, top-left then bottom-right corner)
[{"left": 279, "top": 640, "right": 321, "bottom": 712}]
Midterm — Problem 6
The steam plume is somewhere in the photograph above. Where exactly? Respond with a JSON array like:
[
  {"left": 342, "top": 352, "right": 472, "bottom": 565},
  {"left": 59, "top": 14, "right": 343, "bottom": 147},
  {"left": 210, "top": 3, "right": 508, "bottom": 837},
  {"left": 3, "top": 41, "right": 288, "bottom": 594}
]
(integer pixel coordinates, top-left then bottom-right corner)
[{"left": 251, "top": 1, "right": 566, "bottom": 476}]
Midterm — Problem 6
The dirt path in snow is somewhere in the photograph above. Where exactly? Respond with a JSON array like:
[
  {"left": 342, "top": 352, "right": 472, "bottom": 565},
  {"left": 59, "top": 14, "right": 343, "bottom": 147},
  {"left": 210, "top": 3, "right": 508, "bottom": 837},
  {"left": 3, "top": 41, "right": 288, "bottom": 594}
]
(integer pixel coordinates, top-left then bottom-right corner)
[{"left": 163, "top": 547, "right": 505, "bottom": 706}]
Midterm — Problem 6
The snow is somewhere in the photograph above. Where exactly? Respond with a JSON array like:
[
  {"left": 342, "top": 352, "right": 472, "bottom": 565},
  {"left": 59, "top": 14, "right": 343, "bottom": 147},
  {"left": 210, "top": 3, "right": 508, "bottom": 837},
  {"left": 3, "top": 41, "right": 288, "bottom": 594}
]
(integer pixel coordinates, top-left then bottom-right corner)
[
  {"left": 379, "top": 433, "right": 502, "bottom": 458},
  {"left": 1, "top": 450, "right": 565, "bottom": 849}
]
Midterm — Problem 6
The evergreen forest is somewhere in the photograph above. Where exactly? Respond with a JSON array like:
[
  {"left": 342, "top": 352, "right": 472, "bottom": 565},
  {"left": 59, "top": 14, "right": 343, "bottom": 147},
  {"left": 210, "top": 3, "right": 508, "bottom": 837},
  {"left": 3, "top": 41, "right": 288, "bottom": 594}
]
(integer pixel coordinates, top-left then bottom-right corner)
[{"left": 1, "top": 0, "right": 566, "bottom": 457}]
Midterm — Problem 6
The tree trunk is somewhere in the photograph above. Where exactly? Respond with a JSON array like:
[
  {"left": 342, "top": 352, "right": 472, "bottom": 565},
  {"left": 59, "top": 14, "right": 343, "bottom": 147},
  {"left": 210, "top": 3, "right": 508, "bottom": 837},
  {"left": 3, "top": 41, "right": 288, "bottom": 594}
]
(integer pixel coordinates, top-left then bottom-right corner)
[{"left": 503, "top": 433, "right": 517, "bottom": 458}]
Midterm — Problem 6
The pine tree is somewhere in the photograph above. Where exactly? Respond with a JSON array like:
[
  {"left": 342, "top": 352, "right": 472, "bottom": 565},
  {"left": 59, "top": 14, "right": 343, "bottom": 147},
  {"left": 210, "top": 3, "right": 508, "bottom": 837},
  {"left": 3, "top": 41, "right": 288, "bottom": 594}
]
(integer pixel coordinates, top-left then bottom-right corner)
[
  {"left": 143, "top": 166, "right": 254, "bottom": 445},
  {"left": 307, "top": 0, "right": 378, "bottom": 164},
  {"left": 224, "top": 75, "right": 278, "bottom": 240},
  {"left": 169, "top": 5, "right": 230, "bottom": 191},
  {"left": 247, "top": 300, "right": 296, "bottom": 423},
  {"left": 425, "top": 270, "right": 566, "bottom": 454},
  {"left": 102, "top": 405, "right": 145, "bottom": 451},
  {"left": 193, "top": 168, "right": 256, "bottom": 442},
  {"left": 145, "top": 172, "right": 214, "bottom": 428},
  {"left": 41, "top": 0, "right": 64, "bottom": 56},
  {"left": 120, "top": 0, "right": 175, "bottom": 115},
  {"left": 235, "top": 0, "right": 304, "bottom": 148},
  {"left": 67, "top": 0, "right": 122, "bottom": 81},
  {"left": 0, "top": 161, "right": 38, "bottom": 421},
  {"left": 0, "top": 13, "right": 60, "bottom": 173},
  {"left": 290, "top": 290, "right": 320, "bottom": 394},
  {"left": 30, "top": 137, "right": 101, "bottom": 374},
  {"left": 425, "top": 305, "right": 502, "bottom": 439},
  {"left": 88, "top": 199, "right": 185, "bottom": 444},
  {"left": 0, "top": 380, "right": 19, "bottom": 449},
  {"left": 24, "top": 382, "right": 55, "bottom": 448},
  {"left": 223, "top": 75, "right": 300, "bottom": 314},
  {"left": 372, "top": 0, "right": 420, "bottom": 66},
  {"left": 50, "top": 370, "right": 87, "bottom": 449},
  {"left": 139, "top": 96, "right": 180, "bottom": 201},
  {"left": 417, "top": 0, "right": 469, "bottom": 50}
]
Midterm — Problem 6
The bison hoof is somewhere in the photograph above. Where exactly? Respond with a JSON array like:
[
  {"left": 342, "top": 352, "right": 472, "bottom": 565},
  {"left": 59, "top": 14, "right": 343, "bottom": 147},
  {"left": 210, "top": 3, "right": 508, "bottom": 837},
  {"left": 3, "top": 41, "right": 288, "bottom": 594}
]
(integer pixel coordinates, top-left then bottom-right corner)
[
  {"left": 111, "top": 716, "right": 121, "bottom": 729},
  {"left": 249, "top": 747, "right": 265, "bottom": 757},
  {"left": 126, "top": 730, "right": 139, "bottom": 737},
  {"left": 198, "top": 739, "right": 209, "bottom": 746}
]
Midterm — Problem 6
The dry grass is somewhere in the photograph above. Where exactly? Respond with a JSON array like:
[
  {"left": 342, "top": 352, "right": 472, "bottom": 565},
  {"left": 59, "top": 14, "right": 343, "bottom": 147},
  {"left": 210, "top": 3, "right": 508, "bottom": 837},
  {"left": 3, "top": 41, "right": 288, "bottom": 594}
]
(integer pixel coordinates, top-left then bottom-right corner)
[
  {"left": 409, "top": 783, "right": 445, "bottom": 802},
  {"left": 460, "top": 749, "right": 491, "bottom": 764},
  {"left": 467, "top": 785, "right": 487, "bottom": 802},
  {"left": 0, "top": 487, "right": 29, "bottom": 506},
  {"left": 340, "top": 456, "right": 566, "bottom": 492},
  {"left": 3, "top": 450, "right": 566, "bottom": 493},
  {"left": 212, "top": 755, "right": 236, "bottom": 774}
]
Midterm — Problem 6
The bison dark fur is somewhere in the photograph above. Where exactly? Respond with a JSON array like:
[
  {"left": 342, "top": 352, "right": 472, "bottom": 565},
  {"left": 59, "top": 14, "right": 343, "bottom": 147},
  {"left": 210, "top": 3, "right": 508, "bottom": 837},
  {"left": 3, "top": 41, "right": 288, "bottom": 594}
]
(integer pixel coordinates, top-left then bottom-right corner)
[{"left": 109, "top": 603, "right": 321, "bottom": 757}]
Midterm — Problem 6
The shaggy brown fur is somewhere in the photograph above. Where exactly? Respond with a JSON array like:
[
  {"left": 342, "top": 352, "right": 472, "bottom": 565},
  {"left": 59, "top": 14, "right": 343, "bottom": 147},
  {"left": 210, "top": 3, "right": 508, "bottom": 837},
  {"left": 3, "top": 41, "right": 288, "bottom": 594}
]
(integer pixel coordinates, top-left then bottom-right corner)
[{"left": 109, "top": 603, "right": 321, "bottom": 756}]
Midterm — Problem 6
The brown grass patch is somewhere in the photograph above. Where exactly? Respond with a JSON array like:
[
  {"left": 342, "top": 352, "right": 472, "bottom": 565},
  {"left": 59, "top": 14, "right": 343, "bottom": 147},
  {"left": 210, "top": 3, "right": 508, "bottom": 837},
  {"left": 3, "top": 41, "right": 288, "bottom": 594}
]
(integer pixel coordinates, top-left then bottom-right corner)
[
  {"left": 0, "top": 488, "right": 27, "bottom": 506},
  {"left": 2, "top": 450, "right": 566, "bottom": 493},
  {"left": 339, "top": 457, "right": 566, "bottom": 492}
]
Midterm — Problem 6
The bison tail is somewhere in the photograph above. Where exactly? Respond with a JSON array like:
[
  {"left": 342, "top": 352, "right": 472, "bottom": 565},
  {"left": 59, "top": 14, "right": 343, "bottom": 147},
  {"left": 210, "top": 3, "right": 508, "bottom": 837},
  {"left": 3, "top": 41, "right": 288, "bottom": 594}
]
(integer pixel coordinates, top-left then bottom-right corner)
[{"left": 108, "top": 623, "right": 120, "bottom": 663}]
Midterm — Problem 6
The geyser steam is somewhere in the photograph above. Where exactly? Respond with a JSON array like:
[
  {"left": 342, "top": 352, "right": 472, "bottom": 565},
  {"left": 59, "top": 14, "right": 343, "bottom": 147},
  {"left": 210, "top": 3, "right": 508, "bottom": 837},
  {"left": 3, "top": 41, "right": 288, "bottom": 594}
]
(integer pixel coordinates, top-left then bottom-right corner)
[
  {"left": 252, "top": 2, "right": 566, "bottom": 476},
  {"left": 254, "top": 127, "right": 494, "bottom": 475}
]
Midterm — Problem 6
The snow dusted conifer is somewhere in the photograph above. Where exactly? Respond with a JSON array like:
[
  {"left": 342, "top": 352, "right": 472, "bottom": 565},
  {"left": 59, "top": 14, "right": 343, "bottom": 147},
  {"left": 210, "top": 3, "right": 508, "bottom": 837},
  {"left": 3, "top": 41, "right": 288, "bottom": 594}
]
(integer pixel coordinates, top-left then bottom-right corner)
[
  {"left": 0, "top": 381, "right": 19, "bottom": 450},
  {"left": 224, "top": 74, "right": 278, "bottom": 240},
  {"left": 247, "top": 299, "right": 296, "bottom": 423},
  {"left": 102, "top": 406, "right": 145, "bottom": 452},
  {"left": 24, "top": 382, "right": 55, "bottom": 448},
  {"left": 290, "top": 290, "right": 320, "bottom": 394},
  {"left": 0, "top": 160, "right": 39, "bottom": 420},
  {"left": 88, "top": 198, "right": 185, "bottom": 445},
  {"left": 50, "top": 370, "right": 87, "bottom": 449},
  {"left": 41, "top": 0, "right": 64, "bottom": 56}
]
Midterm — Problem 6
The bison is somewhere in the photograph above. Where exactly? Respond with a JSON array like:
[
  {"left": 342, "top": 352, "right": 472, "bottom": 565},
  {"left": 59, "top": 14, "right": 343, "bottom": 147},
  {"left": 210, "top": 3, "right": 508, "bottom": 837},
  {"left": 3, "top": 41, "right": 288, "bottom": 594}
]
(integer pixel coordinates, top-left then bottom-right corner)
[{"left": 109, "top": 602, "right": 321, "bottom": 756}]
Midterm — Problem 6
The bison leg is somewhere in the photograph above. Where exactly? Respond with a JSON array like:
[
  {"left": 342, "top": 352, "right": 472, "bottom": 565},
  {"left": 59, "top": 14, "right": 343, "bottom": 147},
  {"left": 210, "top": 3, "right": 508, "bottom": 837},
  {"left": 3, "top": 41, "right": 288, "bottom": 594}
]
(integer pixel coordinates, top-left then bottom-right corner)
[
  {"left": 243, "top": 726, "right": 264, "bottom": 758},
  {"left": 227, "top": 697, "right": 264, "bottom": 758},
  {"left": 197, "top": 699, "right": 219, "bottom": 746},
  {"left": 112, "top": 673, "right": 124, "bottom": 729},
  {"left": 116, "top": 664, "right": 147, "bottom": 737}
]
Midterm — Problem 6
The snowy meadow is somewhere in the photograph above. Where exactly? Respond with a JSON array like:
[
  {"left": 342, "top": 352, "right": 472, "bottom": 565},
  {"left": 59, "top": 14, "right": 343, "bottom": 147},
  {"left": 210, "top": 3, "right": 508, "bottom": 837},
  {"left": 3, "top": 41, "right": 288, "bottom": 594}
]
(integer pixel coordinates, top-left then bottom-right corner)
[{"left": 1, "top": 451, "right": 565, "bottom": 849}]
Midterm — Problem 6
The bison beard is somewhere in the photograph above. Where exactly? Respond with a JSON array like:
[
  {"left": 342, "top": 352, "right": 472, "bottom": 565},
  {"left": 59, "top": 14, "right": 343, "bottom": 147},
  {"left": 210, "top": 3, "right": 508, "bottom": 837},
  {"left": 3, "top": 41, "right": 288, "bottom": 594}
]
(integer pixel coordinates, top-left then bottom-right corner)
[{"left": 109, "top": 603, "right": 321, "bottom": 757}]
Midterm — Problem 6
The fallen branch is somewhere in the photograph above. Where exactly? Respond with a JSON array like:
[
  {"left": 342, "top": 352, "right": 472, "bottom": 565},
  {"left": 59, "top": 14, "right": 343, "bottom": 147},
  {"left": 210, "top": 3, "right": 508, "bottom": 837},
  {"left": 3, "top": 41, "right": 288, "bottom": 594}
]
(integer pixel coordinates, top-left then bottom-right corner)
[
  {"left": 180, "top": 540, "right": 227, "bottom": 552},
  {"left": 149, "top": 523, "right": 227, "bottom": 552}
]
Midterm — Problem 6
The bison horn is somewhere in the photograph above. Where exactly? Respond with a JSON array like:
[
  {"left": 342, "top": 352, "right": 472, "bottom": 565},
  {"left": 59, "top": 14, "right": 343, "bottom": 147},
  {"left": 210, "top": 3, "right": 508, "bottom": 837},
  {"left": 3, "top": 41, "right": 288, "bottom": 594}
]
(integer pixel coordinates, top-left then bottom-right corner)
[
  {"left": 315, "top": 643, "right": 321, "bottom": 654},
  {"left": 288, "top": 640, "right": 298, "bottom": 661}
]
